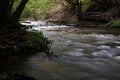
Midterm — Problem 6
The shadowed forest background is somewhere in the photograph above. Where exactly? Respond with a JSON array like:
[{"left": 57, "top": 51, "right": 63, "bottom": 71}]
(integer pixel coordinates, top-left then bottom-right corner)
[{"left": 1, "top": 0, "right": 120, "bottom": 27}]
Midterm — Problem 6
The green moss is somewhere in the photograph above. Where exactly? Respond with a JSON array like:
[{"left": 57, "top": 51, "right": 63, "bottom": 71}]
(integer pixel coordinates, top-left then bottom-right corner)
[
  {"left": 17, "top": 30, "right": 46, "bottom": 54},
  {"left": 106, "top": 21, "right": 120, "bottom": 27},
  {"left": 0, "top": 30, "right": 46, "bottom": 56}
]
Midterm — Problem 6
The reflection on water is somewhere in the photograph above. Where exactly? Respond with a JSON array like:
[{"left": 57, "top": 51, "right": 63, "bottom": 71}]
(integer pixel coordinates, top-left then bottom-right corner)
[{"left": 1, "top": 27, "right": 120, "bottom": 80}]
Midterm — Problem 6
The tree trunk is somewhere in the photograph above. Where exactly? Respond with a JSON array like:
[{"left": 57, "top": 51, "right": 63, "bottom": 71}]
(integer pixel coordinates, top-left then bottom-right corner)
[
  {"left": 77, "top": 0, "right": 82, "bottom": 21},
  {"left": 0, "top": 0, "right": 11, "bottom": 26},
  {"left": 12, "top": 0, "right": 28, "bottom": 23},
  {"left": 0, "top": 0, "right": 28, "bottom": 29},
  {"left": 9, "top": 0, "right": 14, "bottom": 16},
  {"left": 116, "top": 0, "right": 120, "bottom": 17}
]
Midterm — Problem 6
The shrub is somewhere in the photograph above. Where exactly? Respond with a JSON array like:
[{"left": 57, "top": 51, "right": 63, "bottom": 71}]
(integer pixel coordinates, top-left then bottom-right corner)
[
  {"left": 17, "top": 30, "right": 46, "bottom": 54},
  {"left": 0, "top": 30, "right": 46, "bottom": 56},
  {"left": 106, "top": 21, "right": 120, "bottom": 27}
]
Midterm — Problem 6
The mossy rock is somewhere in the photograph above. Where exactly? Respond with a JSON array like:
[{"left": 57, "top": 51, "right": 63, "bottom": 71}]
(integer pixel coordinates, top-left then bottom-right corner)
[
  {"left": 0, "top": 30, "right": 46, "bottom": 56},
  {"left": 16, "top": 30, "right": 46, "bottom": 54}
]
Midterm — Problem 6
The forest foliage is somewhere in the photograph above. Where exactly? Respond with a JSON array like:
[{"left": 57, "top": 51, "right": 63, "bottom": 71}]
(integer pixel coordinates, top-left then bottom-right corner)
[
  {"left": 14, "top": 0, "right": 56, "bottom": 20},
  {"left": 13, "top": 0, "right": 87, "bottom": 20},
  {"left": 12, "top": 0, "right": 120, "bottom": 24}
]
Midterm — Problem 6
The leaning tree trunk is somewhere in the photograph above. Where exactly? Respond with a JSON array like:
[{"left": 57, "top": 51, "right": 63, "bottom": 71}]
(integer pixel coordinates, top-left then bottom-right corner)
[
  {"left": 0, "top": 0, "right": 28, "bottom": 29},
  {"left": 12, "top": 0, "right": 28, "bottom": 23}
]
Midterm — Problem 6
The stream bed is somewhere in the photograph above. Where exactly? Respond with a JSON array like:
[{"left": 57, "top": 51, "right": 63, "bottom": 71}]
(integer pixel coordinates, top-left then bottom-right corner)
[{"left": 1, "top": 23, "right": 120, "bottom": 80}]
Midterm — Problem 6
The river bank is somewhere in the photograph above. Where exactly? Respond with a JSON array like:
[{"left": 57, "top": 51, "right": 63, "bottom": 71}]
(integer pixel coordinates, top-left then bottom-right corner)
[{"left": 41, "top": 26, "right": 120, "bottom": 35}]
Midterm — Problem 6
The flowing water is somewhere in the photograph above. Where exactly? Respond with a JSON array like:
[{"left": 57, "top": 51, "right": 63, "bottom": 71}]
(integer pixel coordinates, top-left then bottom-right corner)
[{"left": 1, "top": 22, "right": 120, "bottom": 80}]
